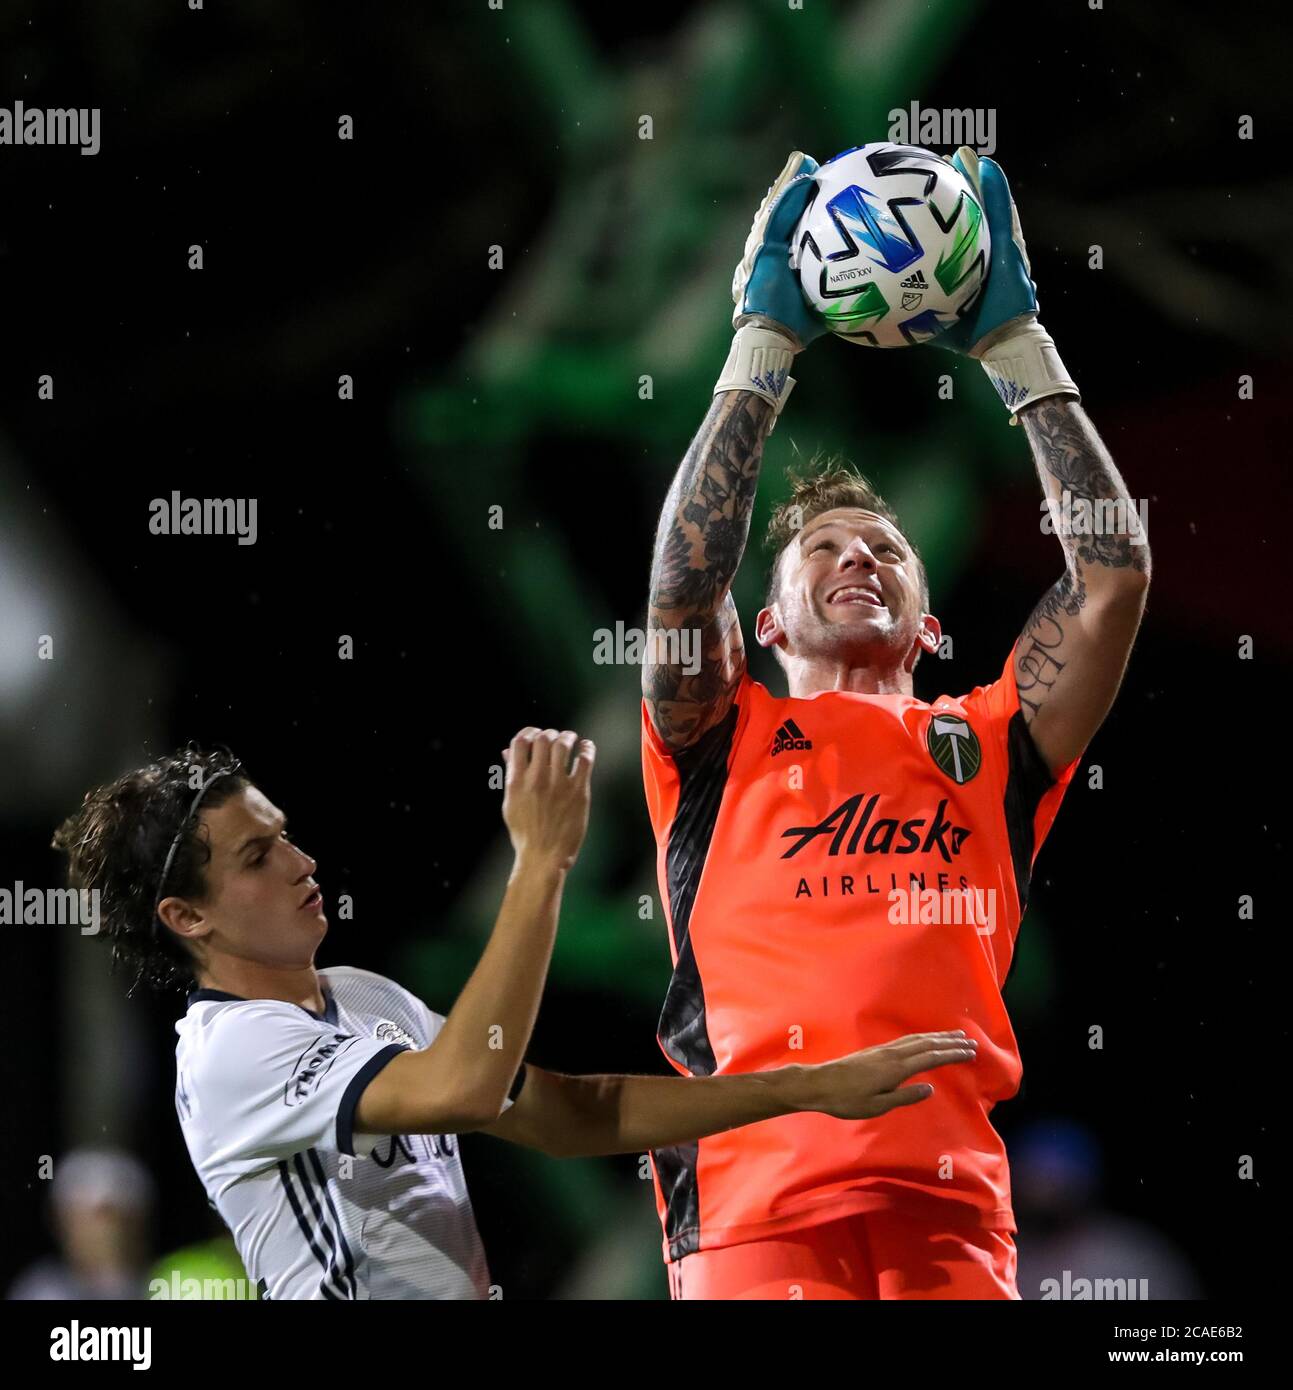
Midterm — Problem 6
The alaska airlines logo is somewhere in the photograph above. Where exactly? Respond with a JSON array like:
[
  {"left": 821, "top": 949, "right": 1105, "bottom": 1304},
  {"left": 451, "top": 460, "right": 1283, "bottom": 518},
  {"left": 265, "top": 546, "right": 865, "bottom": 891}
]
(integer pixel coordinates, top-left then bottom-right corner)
[
  {"left": 284, "top": 1032, "right": 350, "bottom": 1107},
  {"left": 780, "top": 793, "right": 971, "bottom": 863}
]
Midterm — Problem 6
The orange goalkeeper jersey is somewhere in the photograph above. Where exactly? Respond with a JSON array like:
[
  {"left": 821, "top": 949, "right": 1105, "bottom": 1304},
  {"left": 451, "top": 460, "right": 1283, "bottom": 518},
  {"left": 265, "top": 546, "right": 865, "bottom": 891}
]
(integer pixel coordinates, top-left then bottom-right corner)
[{"left": 641, "top": 642, "right": 1081, "bottom": 1262}]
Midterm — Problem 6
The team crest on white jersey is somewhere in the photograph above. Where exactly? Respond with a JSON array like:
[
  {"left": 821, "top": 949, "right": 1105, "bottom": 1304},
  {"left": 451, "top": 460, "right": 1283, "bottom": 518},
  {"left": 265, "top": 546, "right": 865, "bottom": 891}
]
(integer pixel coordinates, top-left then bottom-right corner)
[{"left": 374, "top": 1019, "right": 417, "bottom": 1048}]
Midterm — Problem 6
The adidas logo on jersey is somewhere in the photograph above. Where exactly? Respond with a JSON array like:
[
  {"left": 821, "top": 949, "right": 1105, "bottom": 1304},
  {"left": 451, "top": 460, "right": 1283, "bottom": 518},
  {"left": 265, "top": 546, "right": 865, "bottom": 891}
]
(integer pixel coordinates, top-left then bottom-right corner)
[
  {"left": 771, "top": 719, "right": 812, "bottom": 756},
  {"left": 899, "top": 270, "right": 929, "bottom": 289}
]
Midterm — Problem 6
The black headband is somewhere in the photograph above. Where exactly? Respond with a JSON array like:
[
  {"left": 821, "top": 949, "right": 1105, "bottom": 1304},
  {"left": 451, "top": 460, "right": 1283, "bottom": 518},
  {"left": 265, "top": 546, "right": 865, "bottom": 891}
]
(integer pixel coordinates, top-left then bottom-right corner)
[{"left": 151, "top": 766, "right": 241, "bottom": 939}]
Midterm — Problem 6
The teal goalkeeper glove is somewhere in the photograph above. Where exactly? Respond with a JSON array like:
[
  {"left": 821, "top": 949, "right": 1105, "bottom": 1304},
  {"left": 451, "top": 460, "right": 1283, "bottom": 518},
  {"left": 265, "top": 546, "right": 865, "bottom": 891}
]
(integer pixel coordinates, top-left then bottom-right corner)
[
  {"left": 730, "top": 150, "right": 825, "bottom": 346},
  {"left": 715, "top": 151, "right": 824, "bottom": 428},
  {"left": 936, "top": 147, "right": 1079, "bottom": 422}
]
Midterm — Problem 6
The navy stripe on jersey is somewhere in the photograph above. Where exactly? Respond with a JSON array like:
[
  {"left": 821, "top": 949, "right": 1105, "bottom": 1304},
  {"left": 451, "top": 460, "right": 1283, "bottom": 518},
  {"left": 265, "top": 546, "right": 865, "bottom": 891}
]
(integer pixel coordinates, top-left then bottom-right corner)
[
  {"left": 335, "top": 1042, "right": 408, "bottom": 1156},
  {"left": 302, "top": 1149, "right": 358, "bottom": 1298},
  {"left": 651, "top": 702, "right": 739, "bottom": 1262},
  {"left": 278, "top": 1158, "right": 353, "bottom": 1300},
  {"left": 1002, "top": 711, "right": 1058, "bottom": 916},
  {"left": 307, "top": 1148, "right": 357, "bottom": 1298}
]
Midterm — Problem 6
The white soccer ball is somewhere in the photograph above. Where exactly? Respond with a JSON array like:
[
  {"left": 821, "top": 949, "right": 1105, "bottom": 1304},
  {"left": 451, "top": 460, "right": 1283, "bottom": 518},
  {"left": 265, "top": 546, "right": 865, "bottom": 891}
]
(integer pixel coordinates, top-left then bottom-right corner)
[{"left": 791, "top": 143, "right": 990, "bottom": 349}]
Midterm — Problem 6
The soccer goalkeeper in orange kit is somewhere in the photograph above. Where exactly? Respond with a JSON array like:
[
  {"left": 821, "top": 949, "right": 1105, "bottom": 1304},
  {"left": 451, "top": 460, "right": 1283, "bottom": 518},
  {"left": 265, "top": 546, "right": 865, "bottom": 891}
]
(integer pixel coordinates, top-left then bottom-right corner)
[{"left": 639, "top": 148, "right": 1151, "bottom": 1299}]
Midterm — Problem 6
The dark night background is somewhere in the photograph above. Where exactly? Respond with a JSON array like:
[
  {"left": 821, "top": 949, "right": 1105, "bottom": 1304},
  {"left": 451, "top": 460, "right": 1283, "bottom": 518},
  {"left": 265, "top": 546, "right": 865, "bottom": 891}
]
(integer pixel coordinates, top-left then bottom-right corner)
[{"left": 0, "top": 0, "right": 1287, "bottom": 1301}]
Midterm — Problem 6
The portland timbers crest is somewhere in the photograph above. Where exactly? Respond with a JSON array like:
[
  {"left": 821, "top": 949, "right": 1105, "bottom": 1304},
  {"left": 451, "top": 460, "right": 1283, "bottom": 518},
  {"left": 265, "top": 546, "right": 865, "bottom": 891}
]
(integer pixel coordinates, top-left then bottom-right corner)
[{"left": 926, "top": 713, "right": 981, "bottom": 784}]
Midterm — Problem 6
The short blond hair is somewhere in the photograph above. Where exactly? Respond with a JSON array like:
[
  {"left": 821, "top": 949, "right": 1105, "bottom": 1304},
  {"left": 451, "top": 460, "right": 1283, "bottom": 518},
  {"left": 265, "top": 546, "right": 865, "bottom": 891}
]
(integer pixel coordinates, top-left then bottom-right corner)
[{"left": 763, "top": 452, "right": 929, "bottom": 612}]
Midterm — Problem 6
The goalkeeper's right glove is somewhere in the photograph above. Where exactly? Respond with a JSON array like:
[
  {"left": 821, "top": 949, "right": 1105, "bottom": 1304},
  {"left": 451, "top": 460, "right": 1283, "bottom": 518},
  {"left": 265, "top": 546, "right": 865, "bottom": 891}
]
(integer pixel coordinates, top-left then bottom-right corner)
[{"left": 716, "top": 151, "right": 824, "bottom": 426}]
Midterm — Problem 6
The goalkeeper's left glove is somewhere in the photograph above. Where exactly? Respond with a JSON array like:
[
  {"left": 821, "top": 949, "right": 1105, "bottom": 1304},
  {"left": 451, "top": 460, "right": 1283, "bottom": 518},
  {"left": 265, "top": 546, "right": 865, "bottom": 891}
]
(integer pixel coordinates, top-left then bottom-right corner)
[
  {"left": 936, "top": 147, "right": 1080, "bottom": 423},
  {"left": 715, "top": 150, "right": 824, "bottom": 428}
]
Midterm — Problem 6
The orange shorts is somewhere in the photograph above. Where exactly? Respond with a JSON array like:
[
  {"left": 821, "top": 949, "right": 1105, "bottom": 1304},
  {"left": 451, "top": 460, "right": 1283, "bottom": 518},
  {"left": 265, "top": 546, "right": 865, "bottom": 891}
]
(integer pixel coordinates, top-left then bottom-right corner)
[{"left": 666, "top": 1208, "right": 1019, "bottom": 1301}]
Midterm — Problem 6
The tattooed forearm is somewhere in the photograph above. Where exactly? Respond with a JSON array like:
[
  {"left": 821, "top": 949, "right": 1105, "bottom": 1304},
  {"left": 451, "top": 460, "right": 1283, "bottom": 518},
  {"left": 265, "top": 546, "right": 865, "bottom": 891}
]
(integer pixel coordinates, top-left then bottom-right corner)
[
  {"left": 644, "top": 391, "right": 775, "bottom": 750},
  {"left": 1011, "top": 397, "right": 1150, "bottom": 749},
  {"left": 649, "top": 391, "right": 775, "bottom": 615},
  {"left": 1018, "top": 395, "right": 1151, "bottom": 579}
]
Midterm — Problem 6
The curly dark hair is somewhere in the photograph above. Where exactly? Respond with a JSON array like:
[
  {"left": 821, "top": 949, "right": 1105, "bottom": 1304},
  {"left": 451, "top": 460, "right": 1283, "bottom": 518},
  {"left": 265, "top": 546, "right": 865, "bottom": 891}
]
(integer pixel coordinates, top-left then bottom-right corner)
[
  {"left": 51, "top": 745, "right": 252, "bottom": 995},
  {"left": 763, "top": 451, "right": 930, "bottom": 614}
]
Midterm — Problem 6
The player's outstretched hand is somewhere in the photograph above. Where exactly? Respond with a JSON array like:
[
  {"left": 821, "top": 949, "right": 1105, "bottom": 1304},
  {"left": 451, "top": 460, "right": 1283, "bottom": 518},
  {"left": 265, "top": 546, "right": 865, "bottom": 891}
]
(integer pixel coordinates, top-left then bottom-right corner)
[
  {"left": 501, "top": 728, "right": 596, "bottom": 873},
  {"left": 731, "top": 150, "right": 827, "bottom": 349},
  {"left": 804, "top": 1030, "right": 979, "bottom": 1119}
]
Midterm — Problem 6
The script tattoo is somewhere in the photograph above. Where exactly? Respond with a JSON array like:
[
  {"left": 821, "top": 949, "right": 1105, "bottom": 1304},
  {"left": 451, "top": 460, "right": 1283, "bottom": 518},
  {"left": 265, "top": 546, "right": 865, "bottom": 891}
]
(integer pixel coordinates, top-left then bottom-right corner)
[
  {"left": 1015, "top": 570, "right": 1084, "bottom": 722},
  {"left": 1013, "top": 396, "right": 1149, "bottom": 728},
  {"left": 645, "top": 391, "right": 774, "bottom": 750}
]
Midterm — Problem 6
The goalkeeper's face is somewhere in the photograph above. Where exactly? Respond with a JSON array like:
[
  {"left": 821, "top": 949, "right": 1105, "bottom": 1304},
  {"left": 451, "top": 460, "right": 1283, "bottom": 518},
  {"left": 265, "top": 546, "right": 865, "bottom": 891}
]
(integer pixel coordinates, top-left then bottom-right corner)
[{"left": 759, "top": 508, "right": 933, "bottom": 670}]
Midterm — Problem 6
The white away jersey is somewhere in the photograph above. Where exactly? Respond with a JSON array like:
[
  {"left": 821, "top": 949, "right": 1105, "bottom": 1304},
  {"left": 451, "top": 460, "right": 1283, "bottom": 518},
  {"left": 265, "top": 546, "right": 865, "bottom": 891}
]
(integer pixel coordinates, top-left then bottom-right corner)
[{"left": 174, "top": 965, "right": 518, "bottom": 1300}]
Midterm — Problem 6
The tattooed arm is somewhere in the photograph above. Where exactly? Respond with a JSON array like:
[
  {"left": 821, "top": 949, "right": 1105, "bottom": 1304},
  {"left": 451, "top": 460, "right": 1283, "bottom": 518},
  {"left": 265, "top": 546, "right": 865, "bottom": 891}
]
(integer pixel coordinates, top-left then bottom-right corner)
[
  {"left": 1013, "top": 397, "right": 1151, "bottom": 778},
  {"left": 643, "top": 391, "right": 776, "bottom": 753},
  {"left": 640, "top": 151, "right": 816, "bottom": 750}
]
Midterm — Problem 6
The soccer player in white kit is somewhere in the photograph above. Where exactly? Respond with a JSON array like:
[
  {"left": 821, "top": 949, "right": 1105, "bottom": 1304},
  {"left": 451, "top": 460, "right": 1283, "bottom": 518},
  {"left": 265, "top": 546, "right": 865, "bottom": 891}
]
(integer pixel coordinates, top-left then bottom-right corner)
[{"left": 52, "top": 729, "right": 978, "bottom": 1299}]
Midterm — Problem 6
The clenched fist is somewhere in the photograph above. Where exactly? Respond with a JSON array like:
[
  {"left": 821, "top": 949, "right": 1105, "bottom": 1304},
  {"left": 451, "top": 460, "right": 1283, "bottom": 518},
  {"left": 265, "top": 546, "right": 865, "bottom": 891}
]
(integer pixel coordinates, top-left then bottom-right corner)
[{"left": 501, "top": 727, "right": 596, "bottom": 873}]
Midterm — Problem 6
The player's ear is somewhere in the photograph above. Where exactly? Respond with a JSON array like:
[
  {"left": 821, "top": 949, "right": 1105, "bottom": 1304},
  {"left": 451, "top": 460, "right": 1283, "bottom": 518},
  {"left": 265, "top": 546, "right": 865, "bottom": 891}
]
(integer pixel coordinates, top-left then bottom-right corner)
[
  {"left": 910, "top": 612, "right": 942, "bottom": 668},
  {"left": 919, "top": 613, "right": 941, "bottom": 652},
  {"left": 754, "top": 604, "right": 784, "bottom": 650},
  {"left": 157, "top": 896, "right": 211, "bottom": 943}
]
